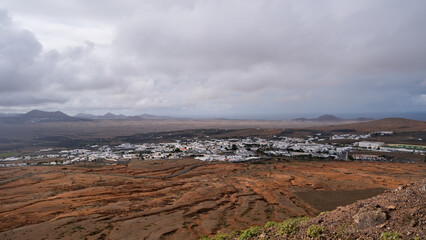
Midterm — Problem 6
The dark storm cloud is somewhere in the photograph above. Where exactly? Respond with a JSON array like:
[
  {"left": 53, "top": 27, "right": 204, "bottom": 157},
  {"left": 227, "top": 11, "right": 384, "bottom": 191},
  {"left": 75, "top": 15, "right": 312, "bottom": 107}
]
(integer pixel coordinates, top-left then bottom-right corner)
[
  {"left": 0, "top": 1, "right": 425, "bottom": 115},
  {"left": 115, "top": 1, "right": 426, "bottom": 78},
  {"left": 110, "top": 0, "right": 426, "bottom": 112},
  {"left": 0, "top": 94, "right": 66, "bottom": 106},
  {"left": 0, "top": 10, "right": 117, "bottom": 109},
  {"left": 0, "top": 9, "right": 43, "bottom": 92}
]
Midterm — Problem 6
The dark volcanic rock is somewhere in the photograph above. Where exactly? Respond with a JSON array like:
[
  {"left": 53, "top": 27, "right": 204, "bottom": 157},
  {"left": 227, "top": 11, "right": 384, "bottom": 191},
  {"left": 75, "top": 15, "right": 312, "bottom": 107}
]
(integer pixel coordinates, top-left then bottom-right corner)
[{"left": 353, "top": 209, "right": 388, "bottom": 229}]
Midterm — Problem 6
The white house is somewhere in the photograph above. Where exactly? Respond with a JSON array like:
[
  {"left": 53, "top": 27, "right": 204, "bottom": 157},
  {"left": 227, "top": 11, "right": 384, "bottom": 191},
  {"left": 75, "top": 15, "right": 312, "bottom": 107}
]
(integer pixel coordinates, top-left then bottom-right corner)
[{"left": 356, "top": 141, "right": 385, "bottom": 149}]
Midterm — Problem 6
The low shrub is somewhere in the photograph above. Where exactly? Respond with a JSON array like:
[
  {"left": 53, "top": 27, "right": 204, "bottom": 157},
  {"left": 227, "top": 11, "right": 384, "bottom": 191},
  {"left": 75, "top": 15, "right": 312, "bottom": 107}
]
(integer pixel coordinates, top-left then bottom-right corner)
[
  {"left": 306, "top": 224, "right": 324, "bottom": 238},
  {"left": 214, "top": 234, "right": 229, "bottom": 240},
  {"left": 380, "top": 231, "right": 401, "bottom": 240},
  {"left": 264, "top": 221, "right": 278, "bottom": 228},
  {"left": 230, "top": 230, "right": 242, "bottom": 237},
  {"left": 238, "top": 226, "right": 262, "bottom": 240},
  {"left": 335, "top": 224, "right": 356, "bottom": 238},
  {"left": 278, "top": 216, "right": 309, "bottom": 237}
]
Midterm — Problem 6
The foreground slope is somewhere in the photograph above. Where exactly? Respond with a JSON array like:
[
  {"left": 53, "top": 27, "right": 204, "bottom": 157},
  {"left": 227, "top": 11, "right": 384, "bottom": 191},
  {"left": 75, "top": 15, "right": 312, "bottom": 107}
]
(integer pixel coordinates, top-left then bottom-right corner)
[
  {"left": 0, "top": 160, "right": 424, "bottom": 240},
  {"left": 222, "top": 180, "right": 425, "bottom": 240}
]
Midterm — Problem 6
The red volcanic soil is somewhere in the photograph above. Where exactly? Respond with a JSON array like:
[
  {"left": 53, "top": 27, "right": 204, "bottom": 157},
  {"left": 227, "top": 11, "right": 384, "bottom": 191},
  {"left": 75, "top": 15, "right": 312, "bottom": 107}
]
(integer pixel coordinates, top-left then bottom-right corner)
[{"left": 0, "top": 159, "right": 424, "bottom": 240}]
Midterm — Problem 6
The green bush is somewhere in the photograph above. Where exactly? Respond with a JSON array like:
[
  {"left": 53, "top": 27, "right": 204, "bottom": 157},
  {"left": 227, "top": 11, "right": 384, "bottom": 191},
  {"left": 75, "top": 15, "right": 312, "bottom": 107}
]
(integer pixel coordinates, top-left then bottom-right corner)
[
  {"left": 278, "top": 216, "right": 309, "bottom": 237},
  {"left": 199, "top": 233, "right": 231, "bottom": 240},
  {"left": 238, "top": 226, "right": 262, "bottom": 240},
  {"left": 230, "top": 230, "right": 242, "bottom": 237},
  {"left": 214, "top": 234, "right": 229, "bottom": 240},
  {"left": 306, "top": 224, "right": 324, "bottom": 238},
  {"left": 380, "top": 231, "right": 401, "bottom": 240},
  {"left": 264, "top": 221, "right": 278, "bottom": 228}
]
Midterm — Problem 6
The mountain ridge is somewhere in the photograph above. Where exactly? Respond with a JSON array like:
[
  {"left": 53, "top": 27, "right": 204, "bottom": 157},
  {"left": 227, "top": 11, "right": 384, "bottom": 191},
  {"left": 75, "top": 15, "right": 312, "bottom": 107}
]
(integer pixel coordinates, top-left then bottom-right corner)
[
  {"left": 292, "top": 114, "right": 373, "bottom": 122},
  {"left": 74, "top": 112, "right": 173, "bottom": 120},
  {"left": 0, "top": 110, "right": 86, "bottom": 123}
]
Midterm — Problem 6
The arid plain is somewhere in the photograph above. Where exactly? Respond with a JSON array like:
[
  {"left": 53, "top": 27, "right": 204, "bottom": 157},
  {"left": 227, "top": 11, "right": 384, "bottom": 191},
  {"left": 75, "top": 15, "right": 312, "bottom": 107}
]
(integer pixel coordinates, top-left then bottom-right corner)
[{"left": 1, "top": 158, "right": 424, "bottom": 240}]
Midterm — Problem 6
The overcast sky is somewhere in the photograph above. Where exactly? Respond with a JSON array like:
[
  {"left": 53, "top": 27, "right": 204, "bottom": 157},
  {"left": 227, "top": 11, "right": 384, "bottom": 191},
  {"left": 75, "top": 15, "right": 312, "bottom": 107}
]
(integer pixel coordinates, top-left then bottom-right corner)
[{"left": 0, "top": 0, "right": 425, "bottom": 118}]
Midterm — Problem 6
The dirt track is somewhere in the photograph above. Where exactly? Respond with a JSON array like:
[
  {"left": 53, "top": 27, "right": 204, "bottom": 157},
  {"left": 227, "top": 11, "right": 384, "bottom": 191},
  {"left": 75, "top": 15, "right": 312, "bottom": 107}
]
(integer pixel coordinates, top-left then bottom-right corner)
[{"left": 0, "top": 159, "right": 424, "bottom": 240}]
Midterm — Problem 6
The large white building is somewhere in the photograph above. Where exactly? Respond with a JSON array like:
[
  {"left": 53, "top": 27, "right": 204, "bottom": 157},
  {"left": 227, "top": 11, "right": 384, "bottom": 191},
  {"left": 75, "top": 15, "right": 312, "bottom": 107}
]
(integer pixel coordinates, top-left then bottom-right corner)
[{"left": 356, "top": 141, "right": 385, "bottom": 149}]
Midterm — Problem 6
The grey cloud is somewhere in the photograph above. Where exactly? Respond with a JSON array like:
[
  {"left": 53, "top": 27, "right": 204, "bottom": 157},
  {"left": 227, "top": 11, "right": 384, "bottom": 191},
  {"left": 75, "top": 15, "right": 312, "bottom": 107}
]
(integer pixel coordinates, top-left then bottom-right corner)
[
  {"left": 0, "top": 10, "right": 43, "bottom": 92},
  {"left": 0, "top": 94, "right": 66, "bottom": 106},
  {"left": 114, "top": 1, "right": 426, "bottom": 86},
  {"left": 0, "top": 1, "right": 425, "bottom": 115},
  {"left": 0, "top": 11, "right": 117, "bottom": 108}
]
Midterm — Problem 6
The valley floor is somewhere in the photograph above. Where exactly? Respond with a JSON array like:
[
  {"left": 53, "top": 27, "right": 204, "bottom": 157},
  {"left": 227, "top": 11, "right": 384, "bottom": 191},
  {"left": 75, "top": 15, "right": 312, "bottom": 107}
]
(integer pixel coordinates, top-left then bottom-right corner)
[{"left": 0, "top": 159, "right": 424, "bottom": 240}]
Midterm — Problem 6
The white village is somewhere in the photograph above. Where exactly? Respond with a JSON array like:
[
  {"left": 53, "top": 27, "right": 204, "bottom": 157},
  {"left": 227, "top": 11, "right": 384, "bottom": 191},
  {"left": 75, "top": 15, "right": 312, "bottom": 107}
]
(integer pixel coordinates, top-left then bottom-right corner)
[{"left": 1, "top": 131, "right": 424, "bottom": 168}]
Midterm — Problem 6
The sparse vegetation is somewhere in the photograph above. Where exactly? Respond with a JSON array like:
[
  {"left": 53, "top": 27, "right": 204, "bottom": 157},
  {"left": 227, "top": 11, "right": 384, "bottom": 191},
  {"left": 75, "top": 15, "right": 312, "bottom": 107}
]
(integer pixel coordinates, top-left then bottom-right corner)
[
  {"left": 238, "top": 226, "right": 262, "bottom": 240},
  {"left": 264, "top": 221, "right": 278, "bottom": 228},
  {"left": 306, "top": 224, "right": 324, "bottom": 238},
  {"left": 230, "top": 230, "right": 242, "bottom": 237},
  {"left": 48, "top": 189, "right": 59, "bottom": 197},
  {"left": 335, "top": 224, "right": 356, "bottom": 238},
  {"left": 214, "top": 234, "right": 230, "bottom": 240},
  {"left": 71, "top": 225, "right": 84, "bottom": 233},
  {"left": 278, "top": 216, "right": 309, "bottom": 237},
  {"left": 380, "top": 231, "right": 401, "bottom": 240},
  {"left": 318, "top": 211, "right": 329, "bottom": 216}
]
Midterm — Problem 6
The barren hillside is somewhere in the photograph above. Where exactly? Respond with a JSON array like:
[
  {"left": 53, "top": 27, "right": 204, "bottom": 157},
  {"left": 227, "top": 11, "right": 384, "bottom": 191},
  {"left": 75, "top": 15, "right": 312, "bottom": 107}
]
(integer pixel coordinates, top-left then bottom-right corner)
[
  {"left": 0, "top": 159, "right": 424, "bottom": 240},
  {"left": 211, "top": 180, "right": 425, "bottom": 239}
]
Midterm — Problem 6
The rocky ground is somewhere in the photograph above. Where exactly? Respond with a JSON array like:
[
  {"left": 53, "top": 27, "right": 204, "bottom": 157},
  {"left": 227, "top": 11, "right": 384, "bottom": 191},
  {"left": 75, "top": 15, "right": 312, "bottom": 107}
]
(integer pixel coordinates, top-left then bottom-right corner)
[
  {"left": 207, "top": 180, "right": 425, "bottom": 240},
  {"left": 0, "top": 159, "right": 424, "bottom": 240}
]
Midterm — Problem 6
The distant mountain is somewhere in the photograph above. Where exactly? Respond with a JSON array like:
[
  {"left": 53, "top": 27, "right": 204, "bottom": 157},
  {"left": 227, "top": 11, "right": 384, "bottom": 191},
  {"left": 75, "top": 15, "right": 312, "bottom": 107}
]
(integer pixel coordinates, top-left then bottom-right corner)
[
  {"left": 74, "top": 112, "right": 126, "bottom": 120},
  {"left": 103, "top": 112, "right": 127, "bottom": 120},
  {"left": 0, "top": 110, "right": 86, "bottom": 123},
  {"left": 74, "top": 112, "right": 173, "bottom": 120},
  {"left": 316, "top": 114, "right": 343, "bottom": 122},
  {"left": 137, "top": 113, "right": 173, "bottom": 120},
  {"left": 293, "top": 114, "right": 373, "bottom": 122},
  {"left": 293, "top": 114, "right": 343, "bottom": 122},
  {"left": 75, "top": 113, "right": 97, "bottom": 119},
  {"left": 23, "top": 110, "right": 69, "bottom": 119}
]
